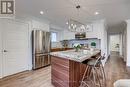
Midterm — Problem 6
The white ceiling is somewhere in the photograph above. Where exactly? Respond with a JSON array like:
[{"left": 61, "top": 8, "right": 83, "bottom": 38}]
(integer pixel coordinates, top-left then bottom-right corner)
[{"left": 16, "top": 0, "right": 130, "bottom": 29}]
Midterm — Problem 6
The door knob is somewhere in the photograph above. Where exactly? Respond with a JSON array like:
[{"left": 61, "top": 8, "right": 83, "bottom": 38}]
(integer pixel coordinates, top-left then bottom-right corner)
[{"left": 3, "top": 50, "right": 8, "bottom": 52}]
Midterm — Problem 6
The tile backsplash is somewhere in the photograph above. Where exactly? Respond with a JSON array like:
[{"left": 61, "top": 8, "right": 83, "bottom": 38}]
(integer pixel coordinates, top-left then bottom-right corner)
[
  {"left": 51, "top": 39, "right": 101, "bottom": 49},
  {"left": 51, "top": 42, "right": 62, "bottom": 48},
  {"left": 68, "top": 39, "right": 101, "bottom": 49}
]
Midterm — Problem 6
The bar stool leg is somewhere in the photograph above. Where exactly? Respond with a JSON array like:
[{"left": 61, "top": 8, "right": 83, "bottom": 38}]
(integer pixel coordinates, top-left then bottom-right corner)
[
  {"left": 94, "top": 67, "right": 102, "bottom": 87},
  {"left": 97, "top": 64, "right": 106, "bottom": 87},
  {"left": 92, "top": 67, "right": 101, "bottom": 87},
  {"left": 92, "top": 68, "right": 96, "bottom": 86},
  {"left": 100, "top": 64, "right": 106, "bottom": 87},
  {"left": 80, "top": 66, "right": 89, "bottom": 87},
  {"left": 81, "top": 66, "right": 88, "bottom": 83},
  {"left": 80, "top": 66, "right": 95, "bottom": 87}
]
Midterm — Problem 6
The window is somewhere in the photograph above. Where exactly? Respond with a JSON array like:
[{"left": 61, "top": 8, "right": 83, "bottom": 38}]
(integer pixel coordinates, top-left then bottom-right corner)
[{"left": 51, "top": 32, "right": 57, "bottom": 42}]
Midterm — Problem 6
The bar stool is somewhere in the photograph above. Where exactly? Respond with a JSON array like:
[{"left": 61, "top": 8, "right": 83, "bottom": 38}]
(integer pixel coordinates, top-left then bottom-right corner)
[{"left": 80, "top": 54, "right": 106, "bottom": 87}]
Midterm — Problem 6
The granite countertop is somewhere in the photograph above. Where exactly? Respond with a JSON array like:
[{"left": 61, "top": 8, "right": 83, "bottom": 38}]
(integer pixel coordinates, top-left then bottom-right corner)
[
  {"left": 50, "top": 49, "right": 100, "bottom": 62},
  {"left": 51, "top": 47, "right": 73, "bottom": 49}
]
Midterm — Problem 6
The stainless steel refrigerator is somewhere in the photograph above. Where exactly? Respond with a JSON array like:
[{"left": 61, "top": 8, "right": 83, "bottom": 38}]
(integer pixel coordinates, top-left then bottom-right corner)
[{"left": 32, "top": 30, "right": 51, "bottom": 69}]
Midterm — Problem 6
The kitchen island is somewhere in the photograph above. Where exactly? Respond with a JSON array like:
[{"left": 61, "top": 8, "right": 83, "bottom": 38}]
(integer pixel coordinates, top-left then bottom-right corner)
[{"left": 50, "top": 49, "right": 100, "bottom": 87}]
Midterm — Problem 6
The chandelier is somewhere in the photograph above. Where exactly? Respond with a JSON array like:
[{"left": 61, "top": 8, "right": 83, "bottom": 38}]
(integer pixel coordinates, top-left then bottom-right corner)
[
  {"left": 66, "top": 19, "right": 92, "bottom": 32},
  {"left": 66, "top": 5, "right": 93, "bottom": 32}
]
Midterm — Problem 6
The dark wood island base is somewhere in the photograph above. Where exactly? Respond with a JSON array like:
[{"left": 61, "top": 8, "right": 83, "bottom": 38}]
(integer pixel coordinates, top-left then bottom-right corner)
[
  {"left": 51, "top": 56, "right": 94, "bottom": 87},
  {"left": 51, "top": 49, "right": 101, "bottom": 87}
]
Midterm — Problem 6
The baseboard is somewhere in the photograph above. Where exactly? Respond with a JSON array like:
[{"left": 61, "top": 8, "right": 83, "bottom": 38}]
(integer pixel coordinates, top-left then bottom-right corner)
[{"left": 28, "top": 66, "right": 32, "bottom": 70}]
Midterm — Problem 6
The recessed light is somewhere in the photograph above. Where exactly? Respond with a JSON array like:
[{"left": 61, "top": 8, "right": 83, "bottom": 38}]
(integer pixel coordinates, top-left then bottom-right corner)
[
  {"left": 40, "top": 11, "right": 44, "bottom": 15},
  {"left": 95, "top": 12, "right": 99, "bottom": 15},
  {"left": 66, "top": 22, "right": 68, "bottom": 25}
]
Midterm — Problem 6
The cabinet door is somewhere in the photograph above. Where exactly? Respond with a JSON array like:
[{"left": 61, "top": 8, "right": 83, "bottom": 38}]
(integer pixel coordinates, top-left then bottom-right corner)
[
  {"left": 63, "top": 30, "right": 75, "bottom": 40},
  {"left": 2, "top": 19, "right": 29, "bottom": 77}
]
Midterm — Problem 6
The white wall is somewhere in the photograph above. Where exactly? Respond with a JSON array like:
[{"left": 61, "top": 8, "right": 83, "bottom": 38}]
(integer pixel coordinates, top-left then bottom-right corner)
[
  {"left": 126, "top": 20, "right": 130, "bottom": 66},
  {"left": 31, "top": 20, "right": 49, "bottom": 31},
  {"left": 99, "top": 21, "right": 108, "bottom": 65},
  {"left": 122, "top": 28, "right": 127, "bottom": 62},
  {"left": 119, "top": 34, "right": 123, "bottom": 56},
  {"left": 15, "top": 16, "right": 50, "bottom": 70}
]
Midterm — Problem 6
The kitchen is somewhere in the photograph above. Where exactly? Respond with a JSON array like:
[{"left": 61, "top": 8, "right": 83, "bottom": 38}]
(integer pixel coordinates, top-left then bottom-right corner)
[
  {"left": 32, "top": 21, "right": 104, "bottom": 69},
  {"left": 49, "top": 21, "right": 107, "bottom": 87},
  {"left": 1, "top": 0, "right": 130, "bottom": 87},
  {"left": 0, "top": 18, "right": 107, "bottom": 87}
]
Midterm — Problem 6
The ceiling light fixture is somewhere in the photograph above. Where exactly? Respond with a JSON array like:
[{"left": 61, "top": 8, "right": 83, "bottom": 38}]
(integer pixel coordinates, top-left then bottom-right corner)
[
  {"left": 40, "top": 11, "right": 44, "bottom": 15},
  {"left": 66, "top": 4, "right": 93, "bottom": 32},
  {"left": 95, "top": 12, "right": 99, "bottom": 15},
  {"left": 67, "top": 19, "right": 93, "bottom": 32}
]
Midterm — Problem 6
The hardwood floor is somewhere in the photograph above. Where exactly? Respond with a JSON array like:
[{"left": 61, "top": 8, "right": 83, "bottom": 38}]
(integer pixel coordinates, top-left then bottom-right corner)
[
  {"left": 105, "top": 51, "right": 130, "bottom": 87},
  {"left": 0, "top": 52, "right": 130, "bottom": 87},
  {"left": 0, "top": 66, "right": 54, "bottom": 87}
]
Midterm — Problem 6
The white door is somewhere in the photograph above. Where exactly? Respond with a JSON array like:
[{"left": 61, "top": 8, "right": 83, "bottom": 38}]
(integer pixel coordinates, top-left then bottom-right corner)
[
  {"left": 2, "top": 19, "right": 29, "bottom": 77},
  {"left": 110, "top": 35, "right": 120, "bottom": 52}
]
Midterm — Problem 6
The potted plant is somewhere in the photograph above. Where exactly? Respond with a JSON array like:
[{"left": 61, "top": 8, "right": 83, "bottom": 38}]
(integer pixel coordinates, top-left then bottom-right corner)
[{"left": 73, "top": 43, "right": 81, "bottom": 52}]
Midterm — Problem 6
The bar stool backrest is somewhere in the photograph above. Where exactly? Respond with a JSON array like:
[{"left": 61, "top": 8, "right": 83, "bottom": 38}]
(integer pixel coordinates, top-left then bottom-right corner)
[
  {"left": 94, "top": 54, "right": 105, "bottom": 67},
  {"left": 102, "top": 53, "right": 105, "bottom": 60}
]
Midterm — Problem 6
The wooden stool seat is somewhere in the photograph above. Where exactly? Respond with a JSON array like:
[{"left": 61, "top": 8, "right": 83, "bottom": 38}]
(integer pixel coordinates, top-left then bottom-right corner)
[{"left": 87, "top": 59, "right": 100, "bottom": 66}]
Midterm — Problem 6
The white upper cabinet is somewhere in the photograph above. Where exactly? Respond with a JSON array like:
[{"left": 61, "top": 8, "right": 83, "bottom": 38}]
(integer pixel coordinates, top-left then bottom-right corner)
[
  {"left": 85, "top": 21, "right": 105, "bottom": 39},
  {"left": 63, "top": 30, "right": 75, "bottom": 40}
]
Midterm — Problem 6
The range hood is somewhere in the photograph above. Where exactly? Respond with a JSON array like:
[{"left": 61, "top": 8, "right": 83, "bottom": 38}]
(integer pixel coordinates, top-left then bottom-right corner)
[{"left": 75, "top": 32, "right": 86, "bottom": 39}]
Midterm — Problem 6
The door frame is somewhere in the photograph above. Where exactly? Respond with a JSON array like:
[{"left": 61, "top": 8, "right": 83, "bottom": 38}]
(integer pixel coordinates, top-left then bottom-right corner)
[
  {"left": 108, "top": 33, "right": 123, "bottom": 56},
  {"left": 0, "top": 19, "right": 3, "bottom": 78}
]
